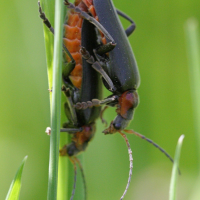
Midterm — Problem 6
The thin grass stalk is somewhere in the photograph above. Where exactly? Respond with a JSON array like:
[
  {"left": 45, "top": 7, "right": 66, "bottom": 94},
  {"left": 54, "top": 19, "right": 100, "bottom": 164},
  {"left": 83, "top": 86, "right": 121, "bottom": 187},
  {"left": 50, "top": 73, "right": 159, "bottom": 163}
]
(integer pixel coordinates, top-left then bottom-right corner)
[
  {"left": 185, "top": 18, "right": 200, "bottom": 167},
  {"left": 5, "top": 156, "right": 28, "bottom": 200},
  {"left": 39, "top": 0, "right": 66, "bottom": 199},
  {"left": 169, "top": 135, "right": 184, "bottom": 200},
  {"left": 185, "top": 18, "right": 200, "bottom": 200},
  {"left": 40, "top": 0, "right": 68, "bottom": 198},
  {"left": 40, "top": 0, "right": 55, "bottom": 98},
  {"left": 58, "top": 105, "right": 68, "bottom": 200},
  {"left": 47, "top": 0, "right": 64, "bottom": 198}
]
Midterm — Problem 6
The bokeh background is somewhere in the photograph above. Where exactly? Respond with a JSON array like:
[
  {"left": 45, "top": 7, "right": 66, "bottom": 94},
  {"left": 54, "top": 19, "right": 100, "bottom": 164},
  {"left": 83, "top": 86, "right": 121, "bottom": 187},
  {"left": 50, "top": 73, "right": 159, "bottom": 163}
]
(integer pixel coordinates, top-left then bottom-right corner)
[{"left": 1, "top": 0, "right": 200, "bottom": 199}]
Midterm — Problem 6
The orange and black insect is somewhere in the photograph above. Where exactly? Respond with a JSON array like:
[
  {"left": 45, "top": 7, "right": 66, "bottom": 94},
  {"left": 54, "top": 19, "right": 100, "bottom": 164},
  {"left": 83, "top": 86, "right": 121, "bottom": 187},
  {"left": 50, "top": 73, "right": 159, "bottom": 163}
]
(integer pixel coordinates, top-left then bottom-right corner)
[
  {"left": 39, "top": 0, "right": 179, "bottom": 199},
  {"left": 39, "top": 0, "right": 116, "bottom": 199},
  {"left": 68, "top": 0, "right": 180, "bottom": 199}
]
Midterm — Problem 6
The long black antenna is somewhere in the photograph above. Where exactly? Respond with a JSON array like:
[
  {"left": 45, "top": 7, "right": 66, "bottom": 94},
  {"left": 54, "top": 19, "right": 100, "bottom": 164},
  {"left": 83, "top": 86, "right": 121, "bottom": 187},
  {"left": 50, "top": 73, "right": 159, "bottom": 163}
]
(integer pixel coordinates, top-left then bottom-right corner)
[
  {"left": 124, "top": 129, "right": 181, "bottom": 175},
  {"left": 119, "top": 131, "right": 133, "bottom": 200}
]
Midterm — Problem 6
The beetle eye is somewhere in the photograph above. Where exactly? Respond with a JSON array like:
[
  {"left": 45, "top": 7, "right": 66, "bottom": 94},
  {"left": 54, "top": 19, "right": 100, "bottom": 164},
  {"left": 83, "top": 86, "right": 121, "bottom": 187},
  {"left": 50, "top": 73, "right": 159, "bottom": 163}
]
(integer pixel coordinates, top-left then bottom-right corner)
[
  {"left": 67, "top": 145, "right": 77, "bottom": 157},
  {"left": 113, "top": 122, "right": 121, "bottom": 130}
]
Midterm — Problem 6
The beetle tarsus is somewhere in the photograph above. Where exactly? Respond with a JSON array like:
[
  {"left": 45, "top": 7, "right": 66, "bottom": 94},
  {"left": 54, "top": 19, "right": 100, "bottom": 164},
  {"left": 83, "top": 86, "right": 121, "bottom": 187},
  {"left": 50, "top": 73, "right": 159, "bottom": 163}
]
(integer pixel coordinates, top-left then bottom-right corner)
[
  {"left": 100, "top": 106, "right": 108, "bottom": 127},
  {"left": 38, "top": 1, "right": 54, "bottom": 33},
  {"left": 63, "top": 0, "right": 70, "bottom": 6}
]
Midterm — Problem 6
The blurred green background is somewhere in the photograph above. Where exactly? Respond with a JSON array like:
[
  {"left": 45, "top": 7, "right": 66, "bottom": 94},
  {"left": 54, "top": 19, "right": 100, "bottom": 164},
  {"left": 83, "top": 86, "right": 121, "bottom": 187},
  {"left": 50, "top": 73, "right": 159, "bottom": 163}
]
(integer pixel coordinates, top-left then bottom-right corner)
[{"left": 1, "top": 0, "right": 200, "bottom": 199}]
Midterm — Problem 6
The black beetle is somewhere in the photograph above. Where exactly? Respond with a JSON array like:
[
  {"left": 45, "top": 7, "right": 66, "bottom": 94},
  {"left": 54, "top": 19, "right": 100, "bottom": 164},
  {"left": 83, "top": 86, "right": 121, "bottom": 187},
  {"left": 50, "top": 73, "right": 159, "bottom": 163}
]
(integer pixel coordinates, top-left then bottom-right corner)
[{"left": 70, "top": 0, "right": 140, "bottom": 135}]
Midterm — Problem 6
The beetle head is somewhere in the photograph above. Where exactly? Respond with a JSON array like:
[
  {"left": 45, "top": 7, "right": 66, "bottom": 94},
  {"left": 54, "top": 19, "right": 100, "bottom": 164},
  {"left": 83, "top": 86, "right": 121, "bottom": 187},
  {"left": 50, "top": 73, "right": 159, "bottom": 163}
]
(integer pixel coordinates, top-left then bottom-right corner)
[
  {"left": 103, "top": 90, "right": 139, "bottom": 134},
  {"left": 59, "top": 124, "right": 96, "bottom": 156},
  {"left": 103, "top": 115, "right": 131, "bottom": 134},
  {"left": 59, "top": 143, "right": 80, "bottom": 157}
]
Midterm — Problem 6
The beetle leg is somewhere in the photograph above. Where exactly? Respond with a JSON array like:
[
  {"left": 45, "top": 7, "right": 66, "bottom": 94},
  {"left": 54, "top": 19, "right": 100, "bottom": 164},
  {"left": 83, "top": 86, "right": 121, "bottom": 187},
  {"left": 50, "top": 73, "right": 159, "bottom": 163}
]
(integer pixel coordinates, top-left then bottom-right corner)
[
  {"left": 62, "top": 86, "right": 79, "bottom": 127},
  {"left": 39, "top": 1, "right": 76, "bottom": 103},
  {"left": 45, "top": 127, "right": 83, "bottom": 135},
  {"left": 64, "top": 0, "right": 116, "bottom": 45},
  {"left": 73, "top": 157, "right": 87, "bottom": 200},
  {"left": 62, "top": 61, "right": 76, "bottom": 83},
  {"left": 60, "top": 127, "right": 83, "bottom": 133},
  {"left": 45, "top": 86, "right": 80, "bottom": 134},
  {"left": 116, "top": 9, "right": 136, "bottom": 37},
  {"left": 38, "top": 2, "right": 54, "bottom": 34},
  {"left": 74, "top": 96, "right": 118, "bottom": 110},
  {"left": 69, "top": 157, "right": 77, "bottom": 200},
  {"left": 55, "top": 157, "right": 77, "bottom": 200},
  {"left": 95, "top": 42, "right": 116, "bottom": 55},
  {"left": 80, "top": 47, "right": 116, "bottom": 92},
  {"left": 100, "top": 106, "right": 108, "bottom": 127},
  {"left": 38, "top": 1, "right": 75, "bottom": 64}
]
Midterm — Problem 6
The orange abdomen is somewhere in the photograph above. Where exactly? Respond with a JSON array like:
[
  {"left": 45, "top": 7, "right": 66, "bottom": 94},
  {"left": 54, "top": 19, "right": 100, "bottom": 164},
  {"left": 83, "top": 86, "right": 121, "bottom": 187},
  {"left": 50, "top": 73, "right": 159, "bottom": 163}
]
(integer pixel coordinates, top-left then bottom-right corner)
[
  {"left": 63, "top": 0, "right": 88, "bottom": 89},
  {"left": 63, "top": 0, "right": 104, "bottom": 89}
]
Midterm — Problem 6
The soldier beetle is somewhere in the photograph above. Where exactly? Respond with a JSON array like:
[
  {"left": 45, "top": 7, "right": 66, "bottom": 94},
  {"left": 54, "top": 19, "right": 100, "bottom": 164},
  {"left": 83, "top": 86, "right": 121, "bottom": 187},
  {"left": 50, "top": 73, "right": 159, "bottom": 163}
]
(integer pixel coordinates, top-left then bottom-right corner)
[{"left": 39, "top": 1, "right": 179, "bottom": 199}]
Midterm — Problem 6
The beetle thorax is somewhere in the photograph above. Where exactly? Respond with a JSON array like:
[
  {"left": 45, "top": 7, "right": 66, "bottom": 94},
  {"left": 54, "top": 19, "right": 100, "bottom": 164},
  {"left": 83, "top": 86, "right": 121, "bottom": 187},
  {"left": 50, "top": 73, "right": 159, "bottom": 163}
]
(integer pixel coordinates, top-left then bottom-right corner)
[{"left": 118, "top": 90, "right": 139, "bottom": 119}]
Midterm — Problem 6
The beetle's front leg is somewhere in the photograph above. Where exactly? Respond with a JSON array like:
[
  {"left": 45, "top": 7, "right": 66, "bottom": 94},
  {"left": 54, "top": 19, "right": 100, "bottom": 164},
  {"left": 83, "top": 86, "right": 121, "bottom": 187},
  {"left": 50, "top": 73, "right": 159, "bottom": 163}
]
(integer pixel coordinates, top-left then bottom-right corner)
[
  {"left": 80, "top": 47, "right": 116, "bottom": 92},
  {"left": 64, "top": 0, "right": 116, "bottom": 46},
  {"left": 38, "top": 1, "right": 75, "bottom": 64},
  {"left": 38, "top": 1, "right": 54, "bottom": 34}
]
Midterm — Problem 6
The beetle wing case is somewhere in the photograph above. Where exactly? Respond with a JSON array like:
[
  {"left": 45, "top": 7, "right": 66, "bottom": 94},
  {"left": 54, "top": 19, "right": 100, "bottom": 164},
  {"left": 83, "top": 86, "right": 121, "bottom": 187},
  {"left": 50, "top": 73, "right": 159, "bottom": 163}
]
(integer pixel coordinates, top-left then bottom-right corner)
[
  {"left": 93, "top": 0, "right": 140, "bottom": 93},
  {"left": 77, "top": 18, "right": 102, "bottom": 125}
]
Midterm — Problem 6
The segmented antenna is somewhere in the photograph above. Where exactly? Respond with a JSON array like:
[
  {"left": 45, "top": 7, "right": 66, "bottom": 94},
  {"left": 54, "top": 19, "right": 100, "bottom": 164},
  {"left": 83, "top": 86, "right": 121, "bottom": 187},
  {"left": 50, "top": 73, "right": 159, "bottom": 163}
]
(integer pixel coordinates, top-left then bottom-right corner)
[
  {"left": 69, "top": 158, "right": 77, "bottom": 200},
  {"left": 124, "top": 129, "right": 181, "bottom": 175},
  {"left": 119, "top": 131, "right": 133, "bottom": 200},
  {"left": 74, "top": 157, "right": 87, "bottom": 200}
]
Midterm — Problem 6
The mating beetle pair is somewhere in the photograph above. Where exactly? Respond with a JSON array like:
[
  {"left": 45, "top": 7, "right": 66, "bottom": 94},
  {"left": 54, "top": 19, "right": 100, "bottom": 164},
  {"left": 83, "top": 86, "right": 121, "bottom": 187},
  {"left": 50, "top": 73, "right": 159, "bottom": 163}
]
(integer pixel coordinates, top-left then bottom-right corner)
[{"left": 39, "top": 0, "right": 177, "bottom": 199}]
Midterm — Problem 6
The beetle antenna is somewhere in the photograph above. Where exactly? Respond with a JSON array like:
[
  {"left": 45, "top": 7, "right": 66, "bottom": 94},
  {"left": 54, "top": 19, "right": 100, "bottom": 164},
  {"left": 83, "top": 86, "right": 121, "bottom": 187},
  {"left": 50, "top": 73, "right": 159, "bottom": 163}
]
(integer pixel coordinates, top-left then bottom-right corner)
[
  {"left": 124, "top": 129, "right": 181, "bottom": 175},
  {"left": 119, "top": 131, "right": 133, "bottom": 200},
  {"left": 74, "top": 157, "right": 87, "bottom": 200},
  {"left": 69, "top": 158, "right": 77, "bottom": 200}
]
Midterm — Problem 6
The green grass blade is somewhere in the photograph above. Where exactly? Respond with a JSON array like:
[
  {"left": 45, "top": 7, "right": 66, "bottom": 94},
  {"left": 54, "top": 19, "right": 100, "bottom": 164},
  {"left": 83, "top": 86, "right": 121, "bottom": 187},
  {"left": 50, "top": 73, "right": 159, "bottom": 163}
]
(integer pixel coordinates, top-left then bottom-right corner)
[
  {"left": 5, "top": 156, "right": 28, "bottom": 200},
  {"left": 185, "top": 18, "right": 200, "bottom": 200},
  {"left": 169, "top": 135, "right": 184, "bottom": 200},
  {"left": 185, "top": 18, "right": 200, "bottom": 162},
  {"left": 40, "top": 0, "right": 55, "bottom": 104},
  {"left": 39, "top": 0, "right": 71, "bottom": 199},
  {"left": 47, "top": 0, "right": 64, "bottom": 199}
]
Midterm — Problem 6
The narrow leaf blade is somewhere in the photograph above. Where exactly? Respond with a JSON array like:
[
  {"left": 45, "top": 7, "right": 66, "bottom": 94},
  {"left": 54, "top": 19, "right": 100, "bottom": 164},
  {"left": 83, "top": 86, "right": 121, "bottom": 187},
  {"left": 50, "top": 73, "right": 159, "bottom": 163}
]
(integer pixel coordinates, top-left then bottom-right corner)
[
  {"left": 169, "top": 135, "right": 184, "bottom": 200},
  {"left": 5, "top": 156, "right": 28, "bottom": 200}
]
